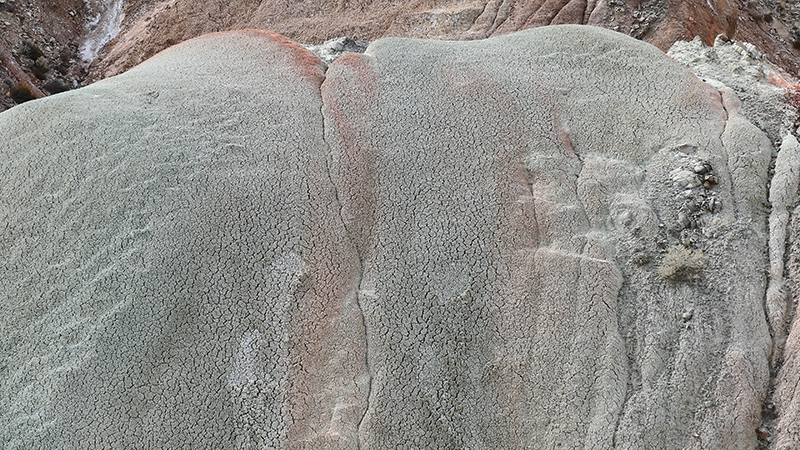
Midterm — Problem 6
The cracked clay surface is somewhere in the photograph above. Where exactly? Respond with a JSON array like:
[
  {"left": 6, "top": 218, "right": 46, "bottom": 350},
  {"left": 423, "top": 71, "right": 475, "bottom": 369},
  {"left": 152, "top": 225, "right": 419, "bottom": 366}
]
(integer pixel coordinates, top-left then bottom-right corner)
[{"left": 0, "top": 25, "right": 785, "bottom": 449}]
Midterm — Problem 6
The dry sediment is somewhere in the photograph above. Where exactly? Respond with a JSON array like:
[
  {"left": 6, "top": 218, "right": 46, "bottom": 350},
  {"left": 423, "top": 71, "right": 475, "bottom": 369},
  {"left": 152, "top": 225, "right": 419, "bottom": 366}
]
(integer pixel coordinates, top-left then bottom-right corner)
[{"left": 0, "top": 25, "right": 790, "bottom": 448}]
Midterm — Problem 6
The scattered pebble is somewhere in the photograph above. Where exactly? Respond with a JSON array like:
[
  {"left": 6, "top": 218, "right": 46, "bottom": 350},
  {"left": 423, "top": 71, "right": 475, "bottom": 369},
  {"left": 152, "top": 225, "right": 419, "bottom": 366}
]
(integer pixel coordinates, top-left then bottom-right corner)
[{"left": 693, "top": 163, "right": 712, "bottom": 174}]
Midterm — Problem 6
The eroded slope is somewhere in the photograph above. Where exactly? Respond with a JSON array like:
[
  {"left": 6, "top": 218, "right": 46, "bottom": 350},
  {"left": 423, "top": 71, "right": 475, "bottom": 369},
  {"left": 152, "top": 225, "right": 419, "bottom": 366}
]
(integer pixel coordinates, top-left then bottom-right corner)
[
  {"left": 324, "top": 25, "right": 772, "bottom": 449},
  {"left": 0, "top": 30, "right": 367, "bottom": 449},
  {"left": 0, "top": 25, "right": 780, "bottom": 449}
]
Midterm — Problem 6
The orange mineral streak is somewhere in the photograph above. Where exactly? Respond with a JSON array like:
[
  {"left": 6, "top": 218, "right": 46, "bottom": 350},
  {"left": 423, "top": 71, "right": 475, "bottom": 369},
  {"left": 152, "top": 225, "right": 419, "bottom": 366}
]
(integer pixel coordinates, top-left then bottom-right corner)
[
  {"left": 254, "top": 29, "right": 327, "bottom": 88},
  {"left": 322, "top": 52, "right": 380, "bottom": 260},
  {"left": 133, "top": 29, "right": 326, "bottom": 87},
  {"left": 767, "top": 70, "right": 800, "bottom": 90},
  {"left": 284, "top": 51, "right": 377, "bottom": 446}
]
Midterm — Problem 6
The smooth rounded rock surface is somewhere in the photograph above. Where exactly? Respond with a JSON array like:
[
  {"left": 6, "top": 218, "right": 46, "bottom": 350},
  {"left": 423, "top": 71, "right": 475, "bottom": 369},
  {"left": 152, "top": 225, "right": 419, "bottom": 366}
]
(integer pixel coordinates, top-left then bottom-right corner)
[
  {"left": 1, "top": 25, "right": 777, "bottom": 449},
  {"left": 325, "top": 25, "right": 771, "bottom": 450},
  {"left": 1, "top": 29, "right": 366, "bottom": 449}
]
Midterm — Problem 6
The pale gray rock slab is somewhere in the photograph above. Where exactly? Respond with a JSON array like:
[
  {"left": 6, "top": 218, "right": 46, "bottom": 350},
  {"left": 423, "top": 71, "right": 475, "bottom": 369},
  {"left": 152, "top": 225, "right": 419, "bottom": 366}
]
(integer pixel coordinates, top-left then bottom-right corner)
[
  {"left": 0, "top": 30, "right": 366, "bottom": 449},
  {"left": 668, "top": 35, "right": 797, "bottom": 143},
  {"left": 766, "top": 133, "right": 799, "bottom": 347},
  {"left": 302, "top": 37, "right": 370, "bottom": 65},
  {"left": 325, "top": 25, "right": 771, "bottom": 449},
  {"left": 0, "top": 25, "right": 777, "bottom": 449},
  {"left": 773, "top": 134, "right": 800, "bottom": 449}
]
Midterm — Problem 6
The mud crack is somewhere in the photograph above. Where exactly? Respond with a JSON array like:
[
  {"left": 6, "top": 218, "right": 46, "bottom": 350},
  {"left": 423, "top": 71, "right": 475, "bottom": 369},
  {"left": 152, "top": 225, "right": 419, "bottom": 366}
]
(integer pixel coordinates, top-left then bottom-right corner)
[{"left": 317, "top": 80, "right": 373, "bottom": 450}]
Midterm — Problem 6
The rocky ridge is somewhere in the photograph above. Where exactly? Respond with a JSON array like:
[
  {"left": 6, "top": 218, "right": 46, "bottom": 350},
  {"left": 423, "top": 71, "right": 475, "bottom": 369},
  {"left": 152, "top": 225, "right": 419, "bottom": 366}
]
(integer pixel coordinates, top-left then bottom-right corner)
[
  {"left": 87, "top": 0, "right": 800, "bottom": 81},
  {"left": 3, "top": 0, "right": 800, "bottom": 112}
]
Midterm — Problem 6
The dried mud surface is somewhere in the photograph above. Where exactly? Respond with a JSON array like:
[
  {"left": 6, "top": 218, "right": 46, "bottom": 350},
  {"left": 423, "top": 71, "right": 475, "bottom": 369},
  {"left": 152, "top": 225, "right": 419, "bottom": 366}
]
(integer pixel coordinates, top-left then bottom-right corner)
[{"left": 0, "top": 25, "right": 788, "bottom": 449}]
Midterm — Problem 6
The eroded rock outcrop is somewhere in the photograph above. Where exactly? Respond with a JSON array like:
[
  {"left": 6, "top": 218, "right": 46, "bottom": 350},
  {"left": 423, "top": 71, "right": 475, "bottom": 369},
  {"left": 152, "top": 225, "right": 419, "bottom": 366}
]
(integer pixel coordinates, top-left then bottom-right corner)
[
  {"left": 668, "top": 34, "right": 798, "bottom": 144},
  {"left": 4, "top": 0, "right": 800, "bottom": 115},
  {"left": 0, "top": 25, "right": 786, "bottom": 449},
  {"left": 0, "top": 30, "right": 363, "bottom": 449},
  {"left": 86, "top": 0, "right": 800, "bottom": 83}
]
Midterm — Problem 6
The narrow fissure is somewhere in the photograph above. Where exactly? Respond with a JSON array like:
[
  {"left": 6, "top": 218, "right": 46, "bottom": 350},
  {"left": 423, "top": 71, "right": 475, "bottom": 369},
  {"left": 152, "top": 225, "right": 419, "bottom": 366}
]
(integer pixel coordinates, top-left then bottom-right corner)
[
  {"left": 755, "top": 126, "right": 800, "bottom": 449},
  {"left": 758, "top": 155, "right": 800, "bottom": 448},
  {"left": 716, "top": 88, "right": 739, "bottom": 220},
  {"left": 316, "top": 76, "right": 373, "bottom": 450}
]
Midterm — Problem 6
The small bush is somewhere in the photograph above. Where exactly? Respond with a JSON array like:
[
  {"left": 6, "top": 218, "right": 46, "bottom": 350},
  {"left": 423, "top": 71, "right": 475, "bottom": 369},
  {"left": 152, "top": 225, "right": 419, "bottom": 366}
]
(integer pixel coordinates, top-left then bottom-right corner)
[
  {"left": 17, "top": 40, "right": 44, "bottom": 61},
  {"left": 657, "top": 246, "right": 707, "bottom": 279},
  {"left": 43, "top": 78, "right": 70, "bottom": 94},
  {"left": 8, "top": 81, "right": 37, "bottom": 104}
]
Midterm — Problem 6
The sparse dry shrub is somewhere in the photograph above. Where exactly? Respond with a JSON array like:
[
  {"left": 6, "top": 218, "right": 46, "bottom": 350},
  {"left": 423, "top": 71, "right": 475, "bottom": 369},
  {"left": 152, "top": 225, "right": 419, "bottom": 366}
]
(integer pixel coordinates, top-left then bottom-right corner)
[
  {"left": 657, "top": 246, "right": 707, "bottom": 279},
  {"left": 8, "top": 81, "right": 37, "bottom": 104}
]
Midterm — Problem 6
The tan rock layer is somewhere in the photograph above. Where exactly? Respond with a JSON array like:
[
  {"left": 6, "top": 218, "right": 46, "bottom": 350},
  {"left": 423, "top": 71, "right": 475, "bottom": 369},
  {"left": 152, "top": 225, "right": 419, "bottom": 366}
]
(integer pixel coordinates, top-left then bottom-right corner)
[{"left": 3, "top": 0, "right": 799, "bottom": 113}]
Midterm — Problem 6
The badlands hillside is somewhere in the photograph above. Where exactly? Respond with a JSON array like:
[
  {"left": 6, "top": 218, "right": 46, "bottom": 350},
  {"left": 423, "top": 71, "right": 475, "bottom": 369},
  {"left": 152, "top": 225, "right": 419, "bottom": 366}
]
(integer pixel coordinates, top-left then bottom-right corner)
[
  {"left": 2, "top": 1, "right": 800, "bottom": 450},
  {"left": 2, "top": 0, "right": 800, "bottom": 110}
]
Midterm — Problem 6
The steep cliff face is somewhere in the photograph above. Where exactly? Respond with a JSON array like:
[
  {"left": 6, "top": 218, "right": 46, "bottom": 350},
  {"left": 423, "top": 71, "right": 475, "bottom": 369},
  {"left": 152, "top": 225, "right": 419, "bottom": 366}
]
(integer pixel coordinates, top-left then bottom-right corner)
[{"left": 1, "top": 25, "right": 792, "bottom": 449}]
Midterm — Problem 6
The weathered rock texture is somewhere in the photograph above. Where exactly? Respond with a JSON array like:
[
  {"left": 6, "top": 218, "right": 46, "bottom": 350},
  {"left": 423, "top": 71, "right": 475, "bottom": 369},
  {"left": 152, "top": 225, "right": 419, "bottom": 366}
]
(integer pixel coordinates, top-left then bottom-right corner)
[
  {"left": 0, "top": 29, "right": 357, "bottom": 449},
  {"left": 87, "top": 0, "right": 800, "bottom": 83},
  {"left": 303, "top": 37, "right": 370, "bottom": 65},
  {"left": 667, "top": 34, "right": 800, "bottom": 449},
  {"left": 0, "top": 0, "right": 90, "bottom": 110},
  {"left": 0, "top": 25, "right": 789, "bottom": 448},
  {"left": 778, "top": 148, "right": 800, "bottom": 448},
  {"left": 3, "top": 0, "right": 800, "bottom": 114},
  {"left": 668, "top": 34, "right": 798, "bottom": 144}
]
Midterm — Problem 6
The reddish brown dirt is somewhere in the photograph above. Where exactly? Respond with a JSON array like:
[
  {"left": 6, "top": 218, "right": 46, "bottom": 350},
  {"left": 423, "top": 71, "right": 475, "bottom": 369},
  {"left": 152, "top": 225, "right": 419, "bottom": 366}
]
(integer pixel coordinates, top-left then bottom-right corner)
[
  {"left": 2, "top": 0, "right": 800, "bottom": 112},
  {"left": 86, "top": 0, "right": 800, "bottom": 83}
]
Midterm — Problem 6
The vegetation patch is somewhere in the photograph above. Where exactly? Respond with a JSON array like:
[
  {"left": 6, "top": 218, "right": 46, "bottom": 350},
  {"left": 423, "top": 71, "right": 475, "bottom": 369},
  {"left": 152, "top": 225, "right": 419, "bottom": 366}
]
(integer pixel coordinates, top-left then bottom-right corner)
[{"left": 657, "top": 246, "right": 707, "bottom": 280}]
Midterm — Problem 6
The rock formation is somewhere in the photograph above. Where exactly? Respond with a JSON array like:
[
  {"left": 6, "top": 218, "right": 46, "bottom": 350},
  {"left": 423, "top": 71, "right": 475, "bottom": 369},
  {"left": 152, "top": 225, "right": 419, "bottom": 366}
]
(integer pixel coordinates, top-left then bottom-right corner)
[
  {"left": 3, "top": 0, "right": 800, "bottom": 113},
  {"left": 85, "top": 0, "right": 800, "bottom": 83},
  {"left": 2, "top": 25, "right": 796, "bottom": 448},
  {"left": 668, "top": 34, "right": 798, "bottom": 145},
  {"left": 667, "top": 39, "right": 800, "bottom": 449}
]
